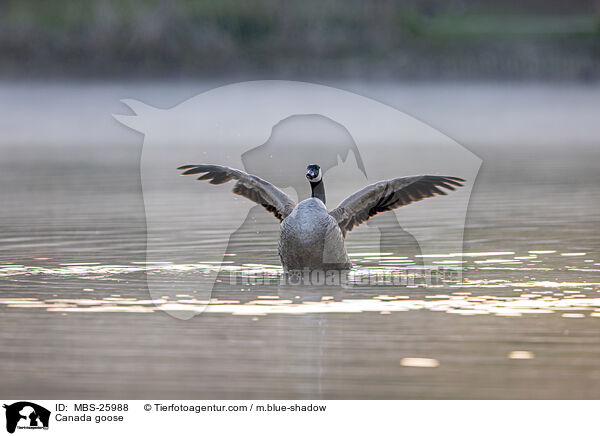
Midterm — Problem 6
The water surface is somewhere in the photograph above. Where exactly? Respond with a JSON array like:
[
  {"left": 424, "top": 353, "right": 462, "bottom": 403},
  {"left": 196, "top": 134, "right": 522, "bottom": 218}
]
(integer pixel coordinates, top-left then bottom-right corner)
[{"left": 1, "top": 81, "right": 599, "bottom": 399}]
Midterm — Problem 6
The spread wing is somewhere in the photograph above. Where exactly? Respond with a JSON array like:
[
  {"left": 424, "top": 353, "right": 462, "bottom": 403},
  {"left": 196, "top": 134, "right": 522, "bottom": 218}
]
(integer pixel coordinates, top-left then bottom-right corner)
[
  {"left": 178, "top": 164, "right": 296, "bottom": 221},
  {"left": 329, "top": 175, "right": 465, "bottom": 236}
]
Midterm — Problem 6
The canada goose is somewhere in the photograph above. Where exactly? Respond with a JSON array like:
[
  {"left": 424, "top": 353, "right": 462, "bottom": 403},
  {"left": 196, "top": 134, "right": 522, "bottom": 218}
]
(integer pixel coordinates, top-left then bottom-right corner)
[{"left": 178, "top": 164, "right": 464, "bottom": 271}]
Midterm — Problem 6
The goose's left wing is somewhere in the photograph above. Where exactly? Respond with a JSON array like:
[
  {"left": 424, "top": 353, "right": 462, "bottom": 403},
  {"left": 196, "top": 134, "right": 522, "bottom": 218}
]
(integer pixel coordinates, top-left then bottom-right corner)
[
  {"left": 178, "top": 164, "right": 296, "bottom": 221},
  {"left": 329, "top": 175, "right": 464, "bottom": 236}
]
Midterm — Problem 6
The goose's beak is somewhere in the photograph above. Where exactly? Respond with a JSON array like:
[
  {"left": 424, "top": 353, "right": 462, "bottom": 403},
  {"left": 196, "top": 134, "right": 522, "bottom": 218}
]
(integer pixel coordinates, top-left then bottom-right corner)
[{"left": 306, "top": 169, "right": 318, "bottom": 180}]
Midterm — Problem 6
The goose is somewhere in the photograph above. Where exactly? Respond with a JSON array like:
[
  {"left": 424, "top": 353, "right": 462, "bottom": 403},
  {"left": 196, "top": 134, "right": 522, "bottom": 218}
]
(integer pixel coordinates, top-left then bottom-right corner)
[{"left": 178, "top": 163, "right": 464, "bottom": 271}]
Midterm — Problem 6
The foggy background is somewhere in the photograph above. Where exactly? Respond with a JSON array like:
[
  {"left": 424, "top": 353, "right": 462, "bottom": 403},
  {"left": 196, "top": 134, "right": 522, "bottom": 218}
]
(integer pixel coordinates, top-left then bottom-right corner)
[{"left": 1, "top": 0, "right": 598, "bottom": 80}]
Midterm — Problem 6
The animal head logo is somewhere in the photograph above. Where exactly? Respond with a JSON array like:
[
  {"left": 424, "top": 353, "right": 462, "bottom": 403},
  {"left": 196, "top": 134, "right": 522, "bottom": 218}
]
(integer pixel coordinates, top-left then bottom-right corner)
[
  {"left": 114, "top": 80, "right": 481, "bottom": 319},
  {"left": 3, "top": 402, "right": 50, "bottom": 434}
]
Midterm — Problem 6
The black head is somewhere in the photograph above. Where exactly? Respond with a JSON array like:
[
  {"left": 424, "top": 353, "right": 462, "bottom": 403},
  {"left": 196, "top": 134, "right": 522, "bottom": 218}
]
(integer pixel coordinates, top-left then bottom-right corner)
[{"left": 306, "top": 164, "right": 322, "bottom": 182}]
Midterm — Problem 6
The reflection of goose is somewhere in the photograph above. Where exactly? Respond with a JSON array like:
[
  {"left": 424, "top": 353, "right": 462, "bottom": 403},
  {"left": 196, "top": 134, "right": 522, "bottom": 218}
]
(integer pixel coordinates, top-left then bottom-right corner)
[{"left": 178, "top": 163, "right": 464, "bottom": 271}]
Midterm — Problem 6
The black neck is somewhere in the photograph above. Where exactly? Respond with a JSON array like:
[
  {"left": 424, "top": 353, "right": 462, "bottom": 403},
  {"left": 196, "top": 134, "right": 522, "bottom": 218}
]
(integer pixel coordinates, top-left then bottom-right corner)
[{"left": 310, "top": 180, "right": 326, "bottom": 204}]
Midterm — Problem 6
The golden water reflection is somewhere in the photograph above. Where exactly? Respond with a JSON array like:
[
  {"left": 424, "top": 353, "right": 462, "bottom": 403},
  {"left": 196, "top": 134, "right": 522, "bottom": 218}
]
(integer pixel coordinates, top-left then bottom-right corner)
[
  {"left": 1, "top": 249, "right": 597, "bottom": 318},
  {"left": 1, "top": 283, "right": 599, "bottom": 317}
]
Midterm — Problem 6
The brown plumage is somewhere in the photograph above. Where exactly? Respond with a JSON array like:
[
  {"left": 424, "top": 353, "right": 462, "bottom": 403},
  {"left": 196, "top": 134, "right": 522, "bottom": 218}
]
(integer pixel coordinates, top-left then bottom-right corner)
[
  {"left": 178, "top": 164, "right": 464, "bottom": 270},
  {"left": 178, "top": 164, "right": 295, "bottom": 221},
  {"left": 328, "top": 175, "right": 464, "bottom": 236}
]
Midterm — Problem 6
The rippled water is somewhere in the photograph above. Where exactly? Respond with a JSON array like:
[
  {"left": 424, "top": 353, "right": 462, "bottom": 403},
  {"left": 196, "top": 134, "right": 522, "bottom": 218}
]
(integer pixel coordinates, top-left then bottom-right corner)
[
  {"left": 1, "top": 82, "right": 599, "bottom": 399},
  {"left": 1, "top": 250, "right": 598, "bottom": 318}
]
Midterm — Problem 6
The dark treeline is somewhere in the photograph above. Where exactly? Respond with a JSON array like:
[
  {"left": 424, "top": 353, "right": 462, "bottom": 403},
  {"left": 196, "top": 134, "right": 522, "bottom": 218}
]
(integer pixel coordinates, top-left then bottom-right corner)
[{"left": 1, "top": 0, "right": 599, "bottom": 79}]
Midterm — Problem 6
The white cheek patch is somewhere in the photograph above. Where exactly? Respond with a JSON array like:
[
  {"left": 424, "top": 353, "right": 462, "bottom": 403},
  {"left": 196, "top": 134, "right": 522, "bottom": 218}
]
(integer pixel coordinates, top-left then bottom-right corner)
[{"left": 313, "top": 168, "right": 322, "bottom": 182}]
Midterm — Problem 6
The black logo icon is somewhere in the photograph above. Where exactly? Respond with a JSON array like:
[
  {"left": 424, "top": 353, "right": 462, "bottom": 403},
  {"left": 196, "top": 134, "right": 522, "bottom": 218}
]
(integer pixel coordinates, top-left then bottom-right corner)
[{"left": 3, "top": 402, "right": 50, "bottom": 434}]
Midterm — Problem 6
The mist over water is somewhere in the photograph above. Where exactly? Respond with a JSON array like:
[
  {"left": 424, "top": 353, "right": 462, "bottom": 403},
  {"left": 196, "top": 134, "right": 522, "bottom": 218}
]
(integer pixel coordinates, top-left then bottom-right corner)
[{"left": 0, "top": 81, "right": 599, "bottom": 399}]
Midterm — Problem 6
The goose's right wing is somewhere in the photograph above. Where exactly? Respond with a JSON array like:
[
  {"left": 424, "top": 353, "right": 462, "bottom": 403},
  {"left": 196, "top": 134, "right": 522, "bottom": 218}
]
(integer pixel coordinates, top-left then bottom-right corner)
[
  {"left": 329, "top": 175, "right": 464, "bottom": 236},
  {"left": 178, "top": 164, "right": 296, "bottom": 221}
]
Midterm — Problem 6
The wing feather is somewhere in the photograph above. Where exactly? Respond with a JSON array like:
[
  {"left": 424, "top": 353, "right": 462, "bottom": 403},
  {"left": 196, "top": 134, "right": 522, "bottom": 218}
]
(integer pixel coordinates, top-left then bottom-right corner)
[
  {"left": 329, "top": 175, "right": 464, "bottom": 236},
  {"left": 178, "top": 164, "right": 296, "bottom": 221}
]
